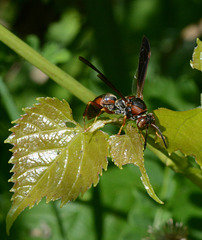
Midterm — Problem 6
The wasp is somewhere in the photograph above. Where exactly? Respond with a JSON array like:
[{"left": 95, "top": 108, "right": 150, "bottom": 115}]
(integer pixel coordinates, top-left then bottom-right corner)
[{"left": 79, "top": 36, "right": 167, "bottom": 149}]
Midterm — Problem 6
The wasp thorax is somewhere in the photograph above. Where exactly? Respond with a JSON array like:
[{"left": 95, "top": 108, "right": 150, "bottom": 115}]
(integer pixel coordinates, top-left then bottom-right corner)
[
  {"left": 126, "top": 97, "right": 147, "bottom": 110},
  {"left": 123, "top": 96, "right": 147, "bottom": 119},
  {"left": 114, "top": 99, "right": 126, "bottom": 115}
]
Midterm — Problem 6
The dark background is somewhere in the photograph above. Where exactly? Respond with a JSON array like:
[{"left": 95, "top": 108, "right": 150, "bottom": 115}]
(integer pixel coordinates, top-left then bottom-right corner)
[{"left": 0, "top": 0, "right": 202, "bottom": 239}]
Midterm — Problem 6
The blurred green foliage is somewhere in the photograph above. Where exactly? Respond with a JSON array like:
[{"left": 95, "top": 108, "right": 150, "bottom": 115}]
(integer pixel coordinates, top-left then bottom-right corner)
[{"left": 0, "top": 0, "right": 202, "bottom": 239}]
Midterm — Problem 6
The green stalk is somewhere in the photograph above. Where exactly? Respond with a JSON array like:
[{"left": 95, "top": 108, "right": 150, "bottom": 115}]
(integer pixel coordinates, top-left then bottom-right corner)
[
  {"left": 148, "top": 140, "right": 202, "bottom": 189},
  {"left": 0, "top": 77, "right": 19, "bottom": 120},
  {"left": 0, "top": 24, "right": 96, "bottom": 104}
]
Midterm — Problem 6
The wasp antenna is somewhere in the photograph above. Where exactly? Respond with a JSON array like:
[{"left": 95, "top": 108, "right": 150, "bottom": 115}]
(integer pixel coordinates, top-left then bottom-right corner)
[
  {"left": 79, "top": 56, "right": 127, "bottom": 102},
  {"left": 151, "top": 124, "right": 167, "bottom": 148}
]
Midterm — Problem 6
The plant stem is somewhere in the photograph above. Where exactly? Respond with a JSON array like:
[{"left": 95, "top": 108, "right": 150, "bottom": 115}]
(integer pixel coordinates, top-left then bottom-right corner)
[
  {"left": 0, "top": 24, "right": 96, "bottom": 104},
  {"left": 51, "top": 202, "right": 68, "bottom": 240},
  {"left": 92, "top": 185, "right": 103, "bottom": 240},
  {"left": 0, "top": 76, "right": 19, "bottom": 120},
  {"left": 148, "top": 140, "right": 202, "bottom": 189}
]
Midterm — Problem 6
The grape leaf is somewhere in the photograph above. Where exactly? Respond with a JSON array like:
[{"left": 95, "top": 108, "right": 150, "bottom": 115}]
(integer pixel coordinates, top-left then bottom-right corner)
[
  {"left": 154, "top": 108, "right": 202, "bottom": 168},
  {"left": 190, "top": 38, "right": 202, "bottom": 72},
  {"left": 109, "top": 124, "right": 164, "bottom": 204},
  {"left": 5, "top": 97, "right": 109, "bottom": 234}
]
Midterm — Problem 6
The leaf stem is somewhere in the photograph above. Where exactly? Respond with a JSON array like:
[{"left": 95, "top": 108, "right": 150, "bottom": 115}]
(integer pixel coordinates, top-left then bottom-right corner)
[
  {"left": 148, "top": 139, "right": 202, "bottom": 189},
  {"left": 0, "top": 24, "right": 96, "bottom": 104},
  {"left": 92, "top": 186, "right": 103, "bottom": 240},
  {"left": 51, "top": 202, "right": 68, "bottom": 240},
  {"left": 0, "top": 76, "right": 19, "bottom": 120}
]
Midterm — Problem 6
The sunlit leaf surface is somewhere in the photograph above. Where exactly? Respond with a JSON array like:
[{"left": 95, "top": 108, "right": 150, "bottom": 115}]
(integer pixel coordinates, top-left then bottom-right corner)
[
  {"left": 190, "top": 38, "right": 202, "bottom": 71},
  {"left": 5, "top": 97, "right": 109, "bottom": 233},
  {"left": 109, "top": 124, "right": 163, "bottom": 204},
  {"left": 154, "top": 108, "right": 202, "bottom": 168}
]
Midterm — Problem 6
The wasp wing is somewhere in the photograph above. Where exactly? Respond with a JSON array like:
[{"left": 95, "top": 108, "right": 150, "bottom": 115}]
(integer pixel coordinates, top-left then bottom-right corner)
[{"left": 136, "top": 36, "right": 151, "bottom": 100}]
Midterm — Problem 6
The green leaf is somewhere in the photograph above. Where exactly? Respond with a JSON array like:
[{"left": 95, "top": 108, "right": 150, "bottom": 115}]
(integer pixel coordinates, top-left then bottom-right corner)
[
  {"left": 109, "top": 124, "right": 164, "bottom": 204},
  {"left": 47, "top": 10, "right": 81, "bottom": 45},
  {"left": 5, "top": 97, "right": 109, "bottom": 234},
  {"left": 190, "top": 38, "right": 202, "bottom": 72},
  {"left": 154, "top": 108, "right": 202, "bottom": 168}
]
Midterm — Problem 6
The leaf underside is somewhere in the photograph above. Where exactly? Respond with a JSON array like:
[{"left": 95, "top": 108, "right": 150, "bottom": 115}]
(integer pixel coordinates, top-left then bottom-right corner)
[
  {"left": 109, "top": 124, "right": 164, "bottom": 204},
  {"left": 5, "top": 97, "right": 109, "bottom": 234}
]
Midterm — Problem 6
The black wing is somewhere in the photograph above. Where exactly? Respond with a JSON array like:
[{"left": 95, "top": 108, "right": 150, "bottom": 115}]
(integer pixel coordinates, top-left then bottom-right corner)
[
  {"left": 79, "top": 56, "right": 127, "bottom": 102},
  {"left": 136, "top": 36, "right": 151, "bottom": 100}
]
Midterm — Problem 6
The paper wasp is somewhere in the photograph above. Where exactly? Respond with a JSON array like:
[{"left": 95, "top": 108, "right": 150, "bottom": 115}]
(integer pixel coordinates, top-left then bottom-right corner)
[{"left": 79, "top": 36, "right": 167, "bottom": 149}]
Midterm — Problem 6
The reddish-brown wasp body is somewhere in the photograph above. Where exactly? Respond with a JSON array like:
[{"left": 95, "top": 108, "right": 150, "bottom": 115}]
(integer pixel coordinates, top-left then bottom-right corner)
[
  {"left": 79, "top": 36, "right": 167, "bottom": 149},
  {"left": 83, "top": 93, "right": 117, "bottom": 120}
]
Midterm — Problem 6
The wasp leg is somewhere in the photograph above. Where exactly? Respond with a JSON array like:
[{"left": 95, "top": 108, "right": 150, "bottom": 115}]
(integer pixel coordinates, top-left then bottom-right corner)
[
  {"left": 117, "top": 115, "right": 127, "bottom": 135},
  {"left": 144, "top": 127, "right": 148, "bottom": 150},
  {"left": 83, "top": 101, "right": 91, "bottom": 129},
  {"left": 137, "top": 129, "right": 147, "bottom": 150},
  {"left": 93, "top": 108, "right": 106, "bottom": 122},
  {"left": 83, "top": 101, "right": 114, "bottom": 131},
  {"left": 83, "top": 101, "right": 102, "bottom": 129}
]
